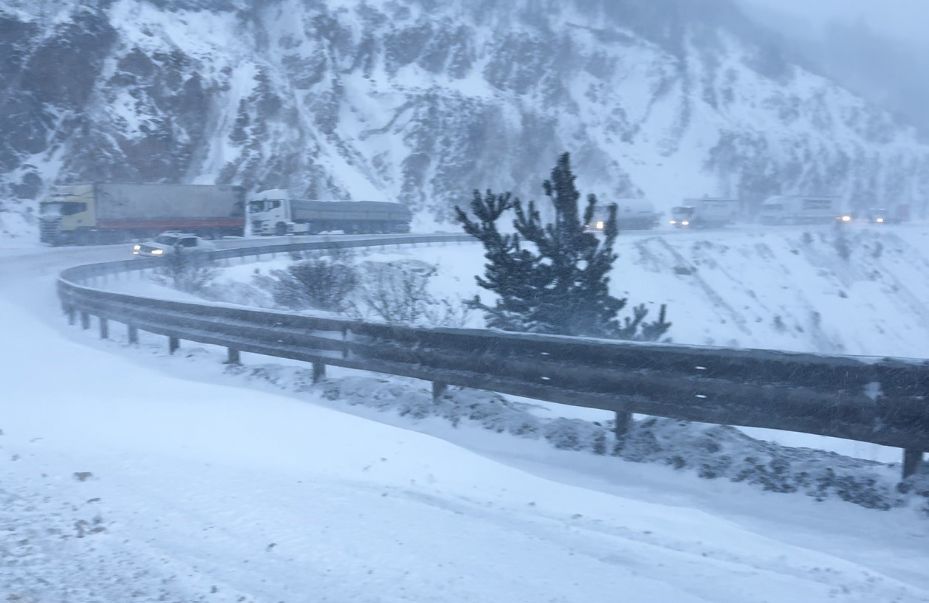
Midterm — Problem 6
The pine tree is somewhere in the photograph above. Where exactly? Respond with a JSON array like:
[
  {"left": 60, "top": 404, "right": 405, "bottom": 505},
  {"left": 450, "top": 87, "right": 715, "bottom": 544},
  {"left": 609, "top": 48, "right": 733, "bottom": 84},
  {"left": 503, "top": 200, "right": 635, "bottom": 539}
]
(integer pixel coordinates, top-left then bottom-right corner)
[
  {"left": 455, "top": 152, "right": 671, "bottom": 341},
  {"left": 454, "top": 190, "right": 541, "bottom": 330}
]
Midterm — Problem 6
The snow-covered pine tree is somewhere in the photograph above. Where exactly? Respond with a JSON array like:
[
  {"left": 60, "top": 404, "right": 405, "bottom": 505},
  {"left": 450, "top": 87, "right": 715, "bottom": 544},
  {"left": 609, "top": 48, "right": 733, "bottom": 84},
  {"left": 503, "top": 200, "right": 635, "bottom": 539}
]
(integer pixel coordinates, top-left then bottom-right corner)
[
  {"left": 454, "top": 190, "right": 542, "bottom": 331},
  {"left": 456, "top": 152, "right": 671, "bottom": 340}
]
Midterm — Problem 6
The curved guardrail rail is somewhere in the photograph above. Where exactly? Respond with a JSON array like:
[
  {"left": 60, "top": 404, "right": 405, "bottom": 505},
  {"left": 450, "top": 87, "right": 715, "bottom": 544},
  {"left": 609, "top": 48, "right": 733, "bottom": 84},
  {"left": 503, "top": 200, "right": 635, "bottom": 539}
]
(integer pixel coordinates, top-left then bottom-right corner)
[{"left": 56, "top": 234, "right": 928, "bottom": 478}]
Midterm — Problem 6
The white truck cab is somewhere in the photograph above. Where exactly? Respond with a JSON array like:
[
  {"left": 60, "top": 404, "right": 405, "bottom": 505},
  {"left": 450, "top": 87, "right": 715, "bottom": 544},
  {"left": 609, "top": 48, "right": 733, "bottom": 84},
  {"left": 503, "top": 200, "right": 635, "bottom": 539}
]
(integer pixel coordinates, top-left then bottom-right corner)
[{"left": 248, "top": 189, "right": 294, "bottom": 236}]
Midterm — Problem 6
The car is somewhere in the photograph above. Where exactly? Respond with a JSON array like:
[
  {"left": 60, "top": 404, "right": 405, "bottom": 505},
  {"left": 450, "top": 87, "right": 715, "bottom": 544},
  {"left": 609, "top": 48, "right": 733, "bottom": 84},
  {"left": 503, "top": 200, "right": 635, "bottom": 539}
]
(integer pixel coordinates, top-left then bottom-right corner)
[{"left": 132, "top": 232, "right": 216, "bottom": 257}]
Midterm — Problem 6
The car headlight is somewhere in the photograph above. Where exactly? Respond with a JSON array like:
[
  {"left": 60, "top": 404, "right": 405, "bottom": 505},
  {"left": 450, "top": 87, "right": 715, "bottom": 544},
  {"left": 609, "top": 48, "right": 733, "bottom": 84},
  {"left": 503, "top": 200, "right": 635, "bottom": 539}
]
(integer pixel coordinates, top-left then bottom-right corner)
[
  {"left": 151, "top": 248, "right": 164, "bottom": 255},
  {"left": 132, "top": 244, "right": 141, "bottom": 251},
  {"left": 595, "top": 221, "right": 604, "bottom": 230},
  {"left": 682, "top": 220, "right": 690, "bottom": 226},
  {"left": 876, "top": 217, "right": 885, "bottom": 224},
  {"left": 840, "top": 215, "right": 852, "bottom": 223},
  {"left": 669, "top": 220, "right": 677, "bottom": 225}
]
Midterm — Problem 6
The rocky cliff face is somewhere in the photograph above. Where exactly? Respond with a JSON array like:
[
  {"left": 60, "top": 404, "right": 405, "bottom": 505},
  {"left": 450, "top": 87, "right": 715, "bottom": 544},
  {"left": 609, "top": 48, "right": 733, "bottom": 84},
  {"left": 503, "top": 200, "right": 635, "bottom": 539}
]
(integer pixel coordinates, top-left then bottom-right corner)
[{"left": 2, "top": 0, "right": 928, "bottom": 235}]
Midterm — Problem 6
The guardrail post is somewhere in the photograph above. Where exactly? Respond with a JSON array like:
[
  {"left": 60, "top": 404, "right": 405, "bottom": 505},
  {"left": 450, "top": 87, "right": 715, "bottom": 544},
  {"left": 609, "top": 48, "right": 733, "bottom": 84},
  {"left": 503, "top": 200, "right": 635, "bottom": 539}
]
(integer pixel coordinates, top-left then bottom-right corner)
[
  {"left": 432, "top": 381, "right": 448, "bottom": 402},
  {"left": 168, "top": 336, "right": 179, "bottom": 354},
  {"left": 903, "top": 449, "right": 925, "bottom": 479},
  {"left": 226, "top": 348, "right": 241, "bottom": 365},
  {"left": 80, "top": 311, "right": 90, "bottom": 330},
  {"left": 98, "top": 317, "right": 108, "bottom": 340},
  {"left": 614, "top": 410, "right": 632, "bottom": 444},
  {"left": 312, "top": 362, "right": 326, "bottom": 383},
  {"left": 127, "top": 325, "right": 138, "bottom": 345}
]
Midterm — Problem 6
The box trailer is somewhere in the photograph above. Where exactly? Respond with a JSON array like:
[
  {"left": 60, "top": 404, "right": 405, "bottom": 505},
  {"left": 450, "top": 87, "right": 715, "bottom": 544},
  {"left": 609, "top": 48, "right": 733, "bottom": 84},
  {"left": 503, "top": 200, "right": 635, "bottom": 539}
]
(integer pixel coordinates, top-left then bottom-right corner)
[
  {"left": 38, "top": 183, "right": 245, "bottom": 245},
  {"left": 248, "top": 190, "right": 412, "bottom": 236},
  {"left": 759, "top": 196, "right": 841, "bottom": 225}
]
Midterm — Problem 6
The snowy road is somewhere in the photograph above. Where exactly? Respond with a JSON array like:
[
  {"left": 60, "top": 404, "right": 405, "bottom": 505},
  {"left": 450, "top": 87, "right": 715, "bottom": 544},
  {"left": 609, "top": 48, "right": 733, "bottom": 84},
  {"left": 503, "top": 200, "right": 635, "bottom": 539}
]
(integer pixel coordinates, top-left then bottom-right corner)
[{"left": 1, "top": 241, "right": 928, "bottom": 602}]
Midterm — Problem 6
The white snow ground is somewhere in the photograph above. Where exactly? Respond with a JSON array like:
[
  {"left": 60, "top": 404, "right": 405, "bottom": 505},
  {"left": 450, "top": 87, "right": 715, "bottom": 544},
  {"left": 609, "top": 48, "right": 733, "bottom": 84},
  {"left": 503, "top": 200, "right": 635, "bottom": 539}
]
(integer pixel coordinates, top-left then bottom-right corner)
[{"left": 2, "top": 238, "right": 929, "bottom": 602}]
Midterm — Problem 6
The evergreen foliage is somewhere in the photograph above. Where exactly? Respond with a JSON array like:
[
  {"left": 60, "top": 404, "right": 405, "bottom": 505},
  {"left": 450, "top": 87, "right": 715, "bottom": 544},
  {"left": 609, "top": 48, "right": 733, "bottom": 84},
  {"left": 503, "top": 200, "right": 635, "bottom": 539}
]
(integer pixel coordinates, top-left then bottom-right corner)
[{"left": 455, "top": 152, "right": 670, "bottom": 340}]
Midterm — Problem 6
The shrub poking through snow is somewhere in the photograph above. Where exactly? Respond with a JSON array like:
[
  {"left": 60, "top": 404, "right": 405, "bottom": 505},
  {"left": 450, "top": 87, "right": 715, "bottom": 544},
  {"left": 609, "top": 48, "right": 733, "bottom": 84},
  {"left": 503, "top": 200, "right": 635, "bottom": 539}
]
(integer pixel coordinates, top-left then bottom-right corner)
[
  {"left": 153, "top": 246, "right": 217, "bottom": 294},
  {"left": 349, "top": 259, "right": 471, "bottom": 327},
  {"left": 267, "top": 249, "right": 359, "bottom": 312}
]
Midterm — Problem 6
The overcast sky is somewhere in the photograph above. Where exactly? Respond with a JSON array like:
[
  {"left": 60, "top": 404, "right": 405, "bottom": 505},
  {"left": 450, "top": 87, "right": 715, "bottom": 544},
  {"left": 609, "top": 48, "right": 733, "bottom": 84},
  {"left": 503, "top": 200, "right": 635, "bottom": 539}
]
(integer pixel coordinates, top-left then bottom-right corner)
[{"left": 737, "top": 0, "right": 929, "bottom": 50}]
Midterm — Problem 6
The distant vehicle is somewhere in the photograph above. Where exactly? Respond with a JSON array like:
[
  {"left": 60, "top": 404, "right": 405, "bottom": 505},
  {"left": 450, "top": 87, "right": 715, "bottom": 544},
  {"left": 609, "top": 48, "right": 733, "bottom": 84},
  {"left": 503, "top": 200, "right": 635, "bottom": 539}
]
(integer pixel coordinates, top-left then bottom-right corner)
[
  {"left": 759, "top": 195, "right": 841, "bottom": 225},
  {"left": 866, "top": 206, "right": 910, "bottom": 224},
  {"left": 586, "top": 198, "right": 660, "bottom": 232},
  {"left": 132, "top": 232, "right": 216, "bottom": 258},
  {"left": 669, "top": 197, "right": 739, "bottom": 228},
  {"left": 247, "top": 190, "right": 412, "bottom": 236},
  {"left": 39, "top": 183, "right": 245, "bottom": 245}
]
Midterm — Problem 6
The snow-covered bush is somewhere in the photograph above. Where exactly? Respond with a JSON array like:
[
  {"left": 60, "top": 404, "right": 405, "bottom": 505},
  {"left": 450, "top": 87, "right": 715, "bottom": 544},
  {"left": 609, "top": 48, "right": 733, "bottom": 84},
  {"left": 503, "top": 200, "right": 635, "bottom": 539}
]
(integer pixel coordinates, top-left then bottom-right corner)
[
  {"left": 266, "top": 250, "right": 359, "bottom": 312},
  {"left": 349, "top": 259, "right": 471, "bottom": 327},
  {"left": 153, "top": 247, "right": 217, "bottom": 294}
]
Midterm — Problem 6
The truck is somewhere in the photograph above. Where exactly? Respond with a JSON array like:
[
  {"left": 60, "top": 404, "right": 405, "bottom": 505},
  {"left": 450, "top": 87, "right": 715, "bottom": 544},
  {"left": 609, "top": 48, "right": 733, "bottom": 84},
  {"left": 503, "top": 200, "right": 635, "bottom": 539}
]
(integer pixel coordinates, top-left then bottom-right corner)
[
  {"left": 758, "top": 195, "right": 840, "bottom": 225},
  {"left": 247, "top": 189, "right": 412, "bottom": 236},
  {"left": 585, "top": 198, "right": 660, "bottom": 232},
  {"left": 669, "top": 197, "right": 739, "bottom": 228},
  {"left": 866, "top": 205, "right": 911, "bottom": 224},
  {"left": 38, "top": 183, "right": 245, "bottom": 245}
]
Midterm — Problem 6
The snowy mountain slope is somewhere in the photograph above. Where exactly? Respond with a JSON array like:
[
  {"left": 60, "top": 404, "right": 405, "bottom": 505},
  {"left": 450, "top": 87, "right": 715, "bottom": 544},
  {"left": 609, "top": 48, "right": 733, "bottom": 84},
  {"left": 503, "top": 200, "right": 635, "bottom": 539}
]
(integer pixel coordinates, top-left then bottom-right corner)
[
  {"left": 2, "top": 0, "right": 929, "bottom": 241},
  {"left": 2, "top": 246, "right": 929, "bottom": 602}
]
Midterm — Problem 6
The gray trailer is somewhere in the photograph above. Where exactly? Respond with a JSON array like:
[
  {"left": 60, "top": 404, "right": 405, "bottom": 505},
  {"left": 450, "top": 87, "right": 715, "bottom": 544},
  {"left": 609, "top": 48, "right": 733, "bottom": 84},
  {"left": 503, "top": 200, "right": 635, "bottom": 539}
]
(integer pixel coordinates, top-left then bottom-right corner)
[
  {"left": 248, "top": 191, "right": 412, "bottom": 235},
  {"left": 39, "top": 183, "right": 245, "bottom": 245}
]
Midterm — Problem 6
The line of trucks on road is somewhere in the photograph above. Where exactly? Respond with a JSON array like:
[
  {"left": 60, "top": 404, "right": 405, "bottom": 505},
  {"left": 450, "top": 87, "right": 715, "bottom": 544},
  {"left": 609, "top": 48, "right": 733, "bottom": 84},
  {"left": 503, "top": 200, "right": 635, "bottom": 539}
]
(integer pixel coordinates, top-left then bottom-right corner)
[
  {"left": 585, "top": 196, "right": 910, "bottom": 233},
  {"left": 37, "top": 183, "right": 911, "bottom": 246},
  {"left": 38, "top": 184, "right": 411, "bottom": 246}
]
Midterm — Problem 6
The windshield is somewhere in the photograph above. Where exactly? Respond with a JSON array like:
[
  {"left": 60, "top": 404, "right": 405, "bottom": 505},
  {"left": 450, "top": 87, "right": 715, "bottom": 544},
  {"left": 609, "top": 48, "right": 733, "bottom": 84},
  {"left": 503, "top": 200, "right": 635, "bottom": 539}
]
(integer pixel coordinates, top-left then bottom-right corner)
[
  {"left": 670, "top": 206, "right": 695, "bottom": 218},
  {"left": 40, "top": 202, "right": 86, "bottom": 216},
  {"left": 154, "top": 235, "right": 179, "bottom": 245},
  {"left": 249, "top": 200, "right": 281, "bottom": 213}
]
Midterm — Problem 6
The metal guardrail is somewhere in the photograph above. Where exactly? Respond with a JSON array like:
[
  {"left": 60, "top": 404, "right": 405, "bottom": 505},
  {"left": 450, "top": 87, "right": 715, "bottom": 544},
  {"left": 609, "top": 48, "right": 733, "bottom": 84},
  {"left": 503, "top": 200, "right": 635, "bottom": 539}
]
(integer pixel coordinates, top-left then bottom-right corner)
[{"left": 57, "top": 234, "right": 928, "bottom": 478}]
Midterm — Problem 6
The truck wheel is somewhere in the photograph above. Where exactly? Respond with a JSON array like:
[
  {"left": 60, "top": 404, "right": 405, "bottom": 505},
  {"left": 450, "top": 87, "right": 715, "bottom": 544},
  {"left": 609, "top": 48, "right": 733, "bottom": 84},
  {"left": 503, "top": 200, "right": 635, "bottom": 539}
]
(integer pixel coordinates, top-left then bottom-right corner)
[{"left": 275, "top": 222, "right": 288, "bottom": 236}]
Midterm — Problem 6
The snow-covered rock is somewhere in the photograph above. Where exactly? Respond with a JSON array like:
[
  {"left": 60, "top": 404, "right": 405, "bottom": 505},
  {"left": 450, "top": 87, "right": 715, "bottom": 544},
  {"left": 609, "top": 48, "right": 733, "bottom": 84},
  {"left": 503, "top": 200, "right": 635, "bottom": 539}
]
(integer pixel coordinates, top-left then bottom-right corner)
[{"left": 2, "top": 0, "right": 928, "bottom": 237}]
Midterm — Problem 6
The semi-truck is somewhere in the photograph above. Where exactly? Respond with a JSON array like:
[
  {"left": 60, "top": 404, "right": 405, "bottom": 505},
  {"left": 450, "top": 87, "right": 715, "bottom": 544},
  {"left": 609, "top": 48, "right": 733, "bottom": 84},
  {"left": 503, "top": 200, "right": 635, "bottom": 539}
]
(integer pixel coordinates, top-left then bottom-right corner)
[
  {"left": 38, "top": 183, "right": 245, "bottom": 245},
  {"left": 586, "top": 198, "right": 660, "bottom": 232},
  {"left": 247, "top": 189, "right": 412, "bottom": 236},
  {"left": 758, "top": 196, "right": 840, "bottom": 225},
  {"left": 669, "top": 197, "right": 739, "bottom": 228}
]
